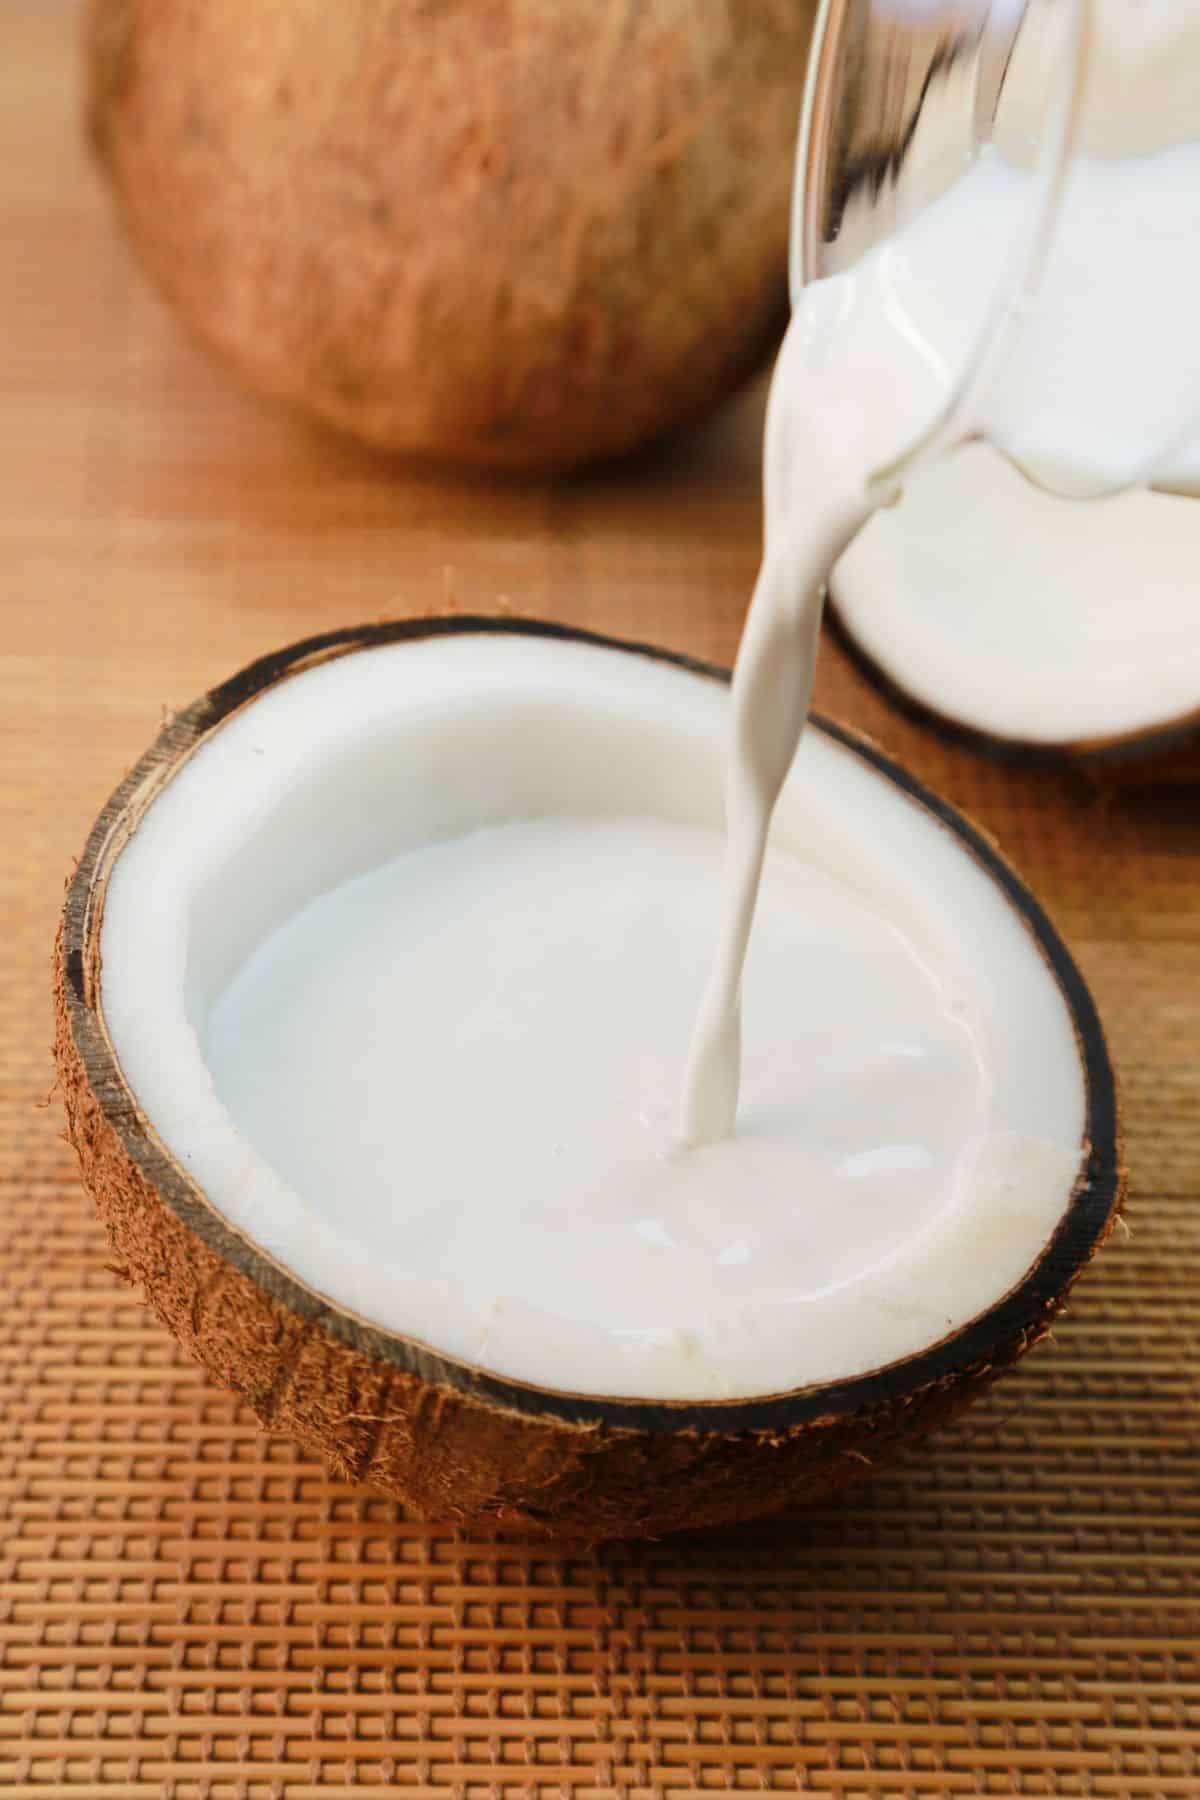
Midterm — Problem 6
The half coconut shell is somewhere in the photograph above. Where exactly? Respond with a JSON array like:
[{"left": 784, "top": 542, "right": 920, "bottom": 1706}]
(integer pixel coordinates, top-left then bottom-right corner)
[
  {"left": 829, "top": 445, "right": 1200, "bottom": 775},
  {"left": 55, "top": 617, "right": 1123, "bottom": 1537}
]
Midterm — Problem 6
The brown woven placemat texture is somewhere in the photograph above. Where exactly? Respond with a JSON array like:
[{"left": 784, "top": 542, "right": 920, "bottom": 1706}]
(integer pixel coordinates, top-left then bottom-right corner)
[{"left": 3, "top": 5, "right": 1199, "bottom": 1794}]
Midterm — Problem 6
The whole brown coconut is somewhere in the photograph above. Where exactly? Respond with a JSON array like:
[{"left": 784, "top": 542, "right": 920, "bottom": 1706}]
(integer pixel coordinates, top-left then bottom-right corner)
[{"left": 85, "top": 0, "right": 817, "bottom": 470}]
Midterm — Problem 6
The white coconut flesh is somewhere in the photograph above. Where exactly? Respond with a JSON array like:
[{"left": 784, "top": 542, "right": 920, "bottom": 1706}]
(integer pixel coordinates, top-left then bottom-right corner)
[
  {"left": 832, "top": 444, "right": 1200, "bottom": 751},
  {"left": 99, "top": 633, "right": 1088, "bottom": 1401}
]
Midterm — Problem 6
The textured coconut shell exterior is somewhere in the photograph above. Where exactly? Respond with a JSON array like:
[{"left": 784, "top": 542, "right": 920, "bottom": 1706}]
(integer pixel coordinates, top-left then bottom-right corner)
[
  {"left": 54, "top": 619, "right": 1124, "bottom": 1539},
  {"left": 826, "top": 600, "right": 1200, "bottom": 780},
  {"left": 83, "top": 0, "right": 816, "bottom": 472}
]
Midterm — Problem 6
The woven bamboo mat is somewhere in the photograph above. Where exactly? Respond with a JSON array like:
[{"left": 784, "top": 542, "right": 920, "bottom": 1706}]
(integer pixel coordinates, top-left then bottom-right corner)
[{"left": 3, "top": 5, "right": 1199, "bottom": 1794}]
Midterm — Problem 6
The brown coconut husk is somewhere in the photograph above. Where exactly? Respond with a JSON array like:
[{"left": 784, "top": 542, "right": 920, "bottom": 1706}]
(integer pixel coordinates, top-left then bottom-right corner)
[
  {"left": 54, "top": 618, "right": 1124, "bottom": 1538},
  {"left": 83, "top": 0, "right": 817, "bottom": 471}
]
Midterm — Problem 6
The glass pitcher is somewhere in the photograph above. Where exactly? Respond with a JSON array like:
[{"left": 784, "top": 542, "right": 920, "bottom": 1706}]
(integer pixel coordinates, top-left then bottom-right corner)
[{"left": 789, "top": 0, "right": 1200, "bottom": 501}]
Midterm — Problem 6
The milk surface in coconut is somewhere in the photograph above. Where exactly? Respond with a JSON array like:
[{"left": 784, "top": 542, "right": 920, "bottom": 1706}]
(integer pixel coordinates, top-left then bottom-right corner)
[
  {"left": 103, "top": 59, "right": 1194, "bottom": 1402},
  {"left": 184, "top": 634, "right": 1081, "bottom": 1402}
]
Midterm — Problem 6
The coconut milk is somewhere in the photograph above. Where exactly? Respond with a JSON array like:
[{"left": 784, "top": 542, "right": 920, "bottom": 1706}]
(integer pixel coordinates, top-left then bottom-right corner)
[
  {"left": 102, "top": 627, "right": 1087, "bottom": 1400},
  {"left": 207, "top": 812, "right": 998, "bottom": 1389},
  {"left": 681, "top": 139, "right": 1200, "bottom": 1145}
]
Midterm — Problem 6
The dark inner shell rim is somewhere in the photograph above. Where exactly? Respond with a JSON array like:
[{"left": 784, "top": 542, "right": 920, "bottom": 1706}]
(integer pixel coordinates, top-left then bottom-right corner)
[{"left": 62, "top": 614, "right": 1121, "bottom": 1435}]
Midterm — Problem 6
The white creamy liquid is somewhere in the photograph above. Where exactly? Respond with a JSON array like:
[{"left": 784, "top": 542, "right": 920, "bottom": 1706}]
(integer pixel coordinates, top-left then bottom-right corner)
[
  {"left": 681, "top": 139, "right": 1200, "bottom": 1144},
  {"left": 206, "top": 816, "right": 992, "bottom": 1388},
  {"left": 99, "top": 633, "right": 1087, "bottom": 1399}
]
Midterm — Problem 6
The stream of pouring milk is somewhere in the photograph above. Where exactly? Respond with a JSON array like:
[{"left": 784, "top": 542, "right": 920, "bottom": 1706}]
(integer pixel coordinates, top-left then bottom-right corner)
[{"left": 680, "top": 139, "right": 1200, "bottom": 1144}]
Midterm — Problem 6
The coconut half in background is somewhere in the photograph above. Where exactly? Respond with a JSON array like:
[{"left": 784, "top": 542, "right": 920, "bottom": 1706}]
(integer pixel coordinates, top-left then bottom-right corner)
[
  {"left": 56, "top": 620, "right": 1122, "bottom": 1538},
  {"left": 830, "top": 444, "right": 1200, "bottom": 770}
]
